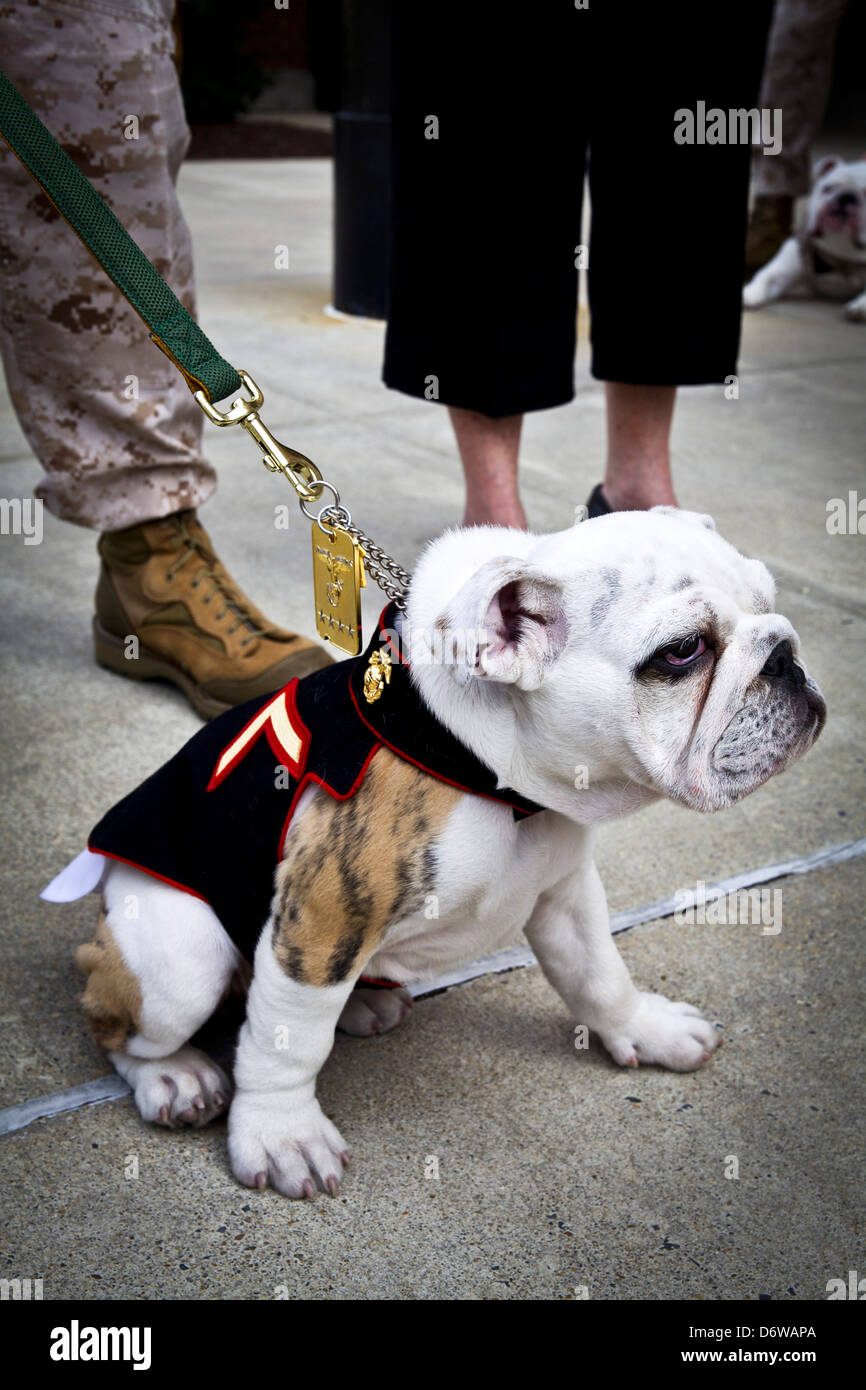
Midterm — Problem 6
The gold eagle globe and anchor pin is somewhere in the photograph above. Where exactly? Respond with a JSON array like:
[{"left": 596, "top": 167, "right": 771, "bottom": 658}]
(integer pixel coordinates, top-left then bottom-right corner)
[{"left": 363, "top": 648, "right": 392, "bottom": 704}]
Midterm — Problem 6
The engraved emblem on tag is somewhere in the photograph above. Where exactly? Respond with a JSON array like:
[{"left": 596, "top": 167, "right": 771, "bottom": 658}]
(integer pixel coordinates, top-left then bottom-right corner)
[
  {"left": 311, "top": 519, "right": 365, "bottom": 655},
  {"left": 363, "top": 648, "right": 392, "bottom": 704}
]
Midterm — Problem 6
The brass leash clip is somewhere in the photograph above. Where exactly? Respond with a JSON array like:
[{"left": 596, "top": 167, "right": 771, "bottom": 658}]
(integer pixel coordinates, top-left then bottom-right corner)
[{"left": 194, "top": 370, "right": 323, "bottom": 504}]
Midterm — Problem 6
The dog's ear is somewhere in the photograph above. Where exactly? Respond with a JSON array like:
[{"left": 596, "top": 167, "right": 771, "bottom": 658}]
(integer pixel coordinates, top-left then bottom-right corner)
[
  {"left": 813, "top": 154, "right": 842, "bottom": 180},
  {"left": 433, "top": 557, "right": 568, "bottom": 690},
  {"left": 652, "top": 505, "right": 717, "bottom": 532}
]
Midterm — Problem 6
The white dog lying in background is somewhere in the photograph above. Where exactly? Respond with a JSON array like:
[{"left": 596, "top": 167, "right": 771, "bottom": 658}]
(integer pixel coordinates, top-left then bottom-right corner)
[{"left": 744, "top": 155, "right": 866, "bottom": 321}]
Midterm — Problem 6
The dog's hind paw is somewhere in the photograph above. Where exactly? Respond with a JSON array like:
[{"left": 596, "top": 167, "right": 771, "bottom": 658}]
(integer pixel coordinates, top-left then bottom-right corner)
[
  {"left": 111, "top": 1044, "right": 231, "bottom": 1127},
  {"left": 337, "top": 985, "right": 413, "bottom": 1037}
]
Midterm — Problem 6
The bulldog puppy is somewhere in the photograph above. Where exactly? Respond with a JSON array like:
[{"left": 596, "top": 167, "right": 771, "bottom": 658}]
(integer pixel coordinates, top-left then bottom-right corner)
[
  {"left": 744, "top": 155, "right": 866, "bottom": 321},
  {"left": 55, "top": 509, "right": 825, "bottom": 1198}
]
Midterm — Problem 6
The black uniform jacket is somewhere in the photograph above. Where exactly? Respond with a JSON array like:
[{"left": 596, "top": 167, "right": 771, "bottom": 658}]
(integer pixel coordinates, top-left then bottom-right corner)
[{"left": 89, "top": 605, "right": 543, "bottom": 965}]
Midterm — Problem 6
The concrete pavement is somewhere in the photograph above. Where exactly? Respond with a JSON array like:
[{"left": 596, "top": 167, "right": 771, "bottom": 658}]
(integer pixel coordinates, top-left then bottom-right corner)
[{"left": 0, "top": 155, "right": 864, "bottom": 1301}]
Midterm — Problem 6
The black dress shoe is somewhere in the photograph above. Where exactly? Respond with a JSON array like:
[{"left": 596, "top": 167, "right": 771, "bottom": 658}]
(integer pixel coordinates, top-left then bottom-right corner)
[{"left": 586, "top": 483, "right": 612, "bottom": 518}]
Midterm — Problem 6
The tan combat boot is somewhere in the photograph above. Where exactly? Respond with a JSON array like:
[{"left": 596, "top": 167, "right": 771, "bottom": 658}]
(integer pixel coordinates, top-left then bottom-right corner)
[{"left": 94, "top": 509, "right": 332, "bottom": 719}]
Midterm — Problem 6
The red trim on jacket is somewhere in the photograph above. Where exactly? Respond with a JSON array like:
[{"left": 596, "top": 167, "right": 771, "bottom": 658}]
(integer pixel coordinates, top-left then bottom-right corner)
[{"left": 84, "top": 846, "right": 210, "bottom": 904}]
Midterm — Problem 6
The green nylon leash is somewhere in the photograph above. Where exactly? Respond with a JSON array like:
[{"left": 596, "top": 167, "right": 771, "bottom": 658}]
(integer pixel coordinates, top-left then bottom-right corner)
[
  {"left": 0, "top": 69, "right": 241, "bottom": 403},
  {"left": 0, "top": 69, "right": 413, "bottom": 653},
  {"left": 0, "top": 67, "right": 326, "bottom": 507}
]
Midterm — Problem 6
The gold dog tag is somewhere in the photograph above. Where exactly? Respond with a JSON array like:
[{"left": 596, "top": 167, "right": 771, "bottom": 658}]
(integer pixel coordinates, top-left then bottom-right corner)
[{"left": 311, "top": 519, "right": 366, "bottom": 655}]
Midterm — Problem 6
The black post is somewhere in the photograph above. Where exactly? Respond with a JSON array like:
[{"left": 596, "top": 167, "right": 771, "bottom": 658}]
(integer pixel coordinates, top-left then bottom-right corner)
[{"left": 332, "top": 0, "right": 390, "bottom": 317}]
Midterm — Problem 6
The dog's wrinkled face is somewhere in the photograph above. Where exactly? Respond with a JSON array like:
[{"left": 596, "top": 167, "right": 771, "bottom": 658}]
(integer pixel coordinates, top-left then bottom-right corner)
[
  {"left": 590, "top": 511, "right": 827, "bottom": 812},
  {"left": 807, "top": 155, "right": 866, "bottom": 263},
  {"left": 409, "top": 510, "right": 826, "bottom": 821}
]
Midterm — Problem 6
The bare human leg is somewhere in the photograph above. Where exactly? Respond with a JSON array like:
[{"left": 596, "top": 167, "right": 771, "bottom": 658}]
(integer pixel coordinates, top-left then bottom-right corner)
[
  {"left": 449, "top": 407, "right": 527, "bottom": 529},
  {"left": 449, "top": 384, "right": 677, "bottom": 528},
  {"left": 602, "top": 383, "right": 678, "bottom": 511}
]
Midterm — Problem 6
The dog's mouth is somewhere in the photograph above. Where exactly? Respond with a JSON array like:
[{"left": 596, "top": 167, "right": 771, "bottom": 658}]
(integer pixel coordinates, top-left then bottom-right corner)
[
  {"left": 804, "top": 678, "right": 828, "bottom": 739},
  {"left": 671, "top": 680, "right": 826, "bottom": 813},
  {"left": 811, "top": 196, "right": 865, "bottom": 244}
]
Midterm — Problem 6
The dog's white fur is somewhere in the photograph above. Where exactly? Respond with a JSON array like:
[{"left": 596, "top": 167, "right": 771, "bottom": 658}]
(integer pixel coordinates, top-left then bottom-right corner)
[
  {"left": 87, "top": 510, "right": 825, "bottom": 1197},
  {"left": 744, "top": 155, "right": 866, "bottom": 321}
]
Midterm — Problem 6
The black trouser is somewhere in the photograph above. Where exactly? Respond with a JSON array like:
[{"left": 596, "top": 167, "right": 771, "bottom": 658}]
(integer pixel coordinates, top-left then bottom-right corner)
[{"left": 383, "top": 2, "right": 773, "bottom": 418}]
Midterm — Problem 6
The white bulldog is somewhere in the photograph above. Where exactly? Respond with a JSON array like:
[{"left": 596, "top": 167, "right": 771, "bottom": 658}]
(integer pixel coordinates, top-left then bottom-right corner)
[
  {"left": 744, "top": 155, "right": 866, "bottom": 321},
  {"left": 55, "top": 509, "right": 825, "bottom": 1198}
]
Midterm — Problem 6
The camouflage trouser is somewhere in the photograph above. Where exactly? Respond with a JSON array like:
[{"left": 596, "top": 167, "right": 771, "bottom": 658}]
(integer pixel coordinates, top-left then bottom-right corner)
[
  {"left": 0, "top": 0, "right": 216, "bottom": 531},
  {"left": 752, "top": 0, "right": 849, "bottom": 198}
]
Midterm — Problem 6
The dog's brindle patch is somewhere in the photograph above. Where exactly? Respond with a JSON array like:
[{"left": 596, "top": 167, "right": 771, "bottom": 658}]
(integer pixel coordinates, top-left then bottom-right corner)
[
  {"left": 589, "top": 568, "right": 623, "bottom": 627},
  {"left": 76, "top": 905, "right": 143, "bottom": 1052},
  {"left": 274, "top": 748, "right": 461, "bottom": 986}
]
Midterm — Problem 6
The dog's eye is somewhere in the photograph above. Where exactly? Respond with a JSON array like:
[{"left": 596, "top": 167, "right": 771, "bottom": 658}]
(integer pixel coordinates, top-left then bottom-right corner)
[
  {"left": 639, "top": 633, "right": 713, "bottom": 678},
  {"left": 659, "top": 634, "right": 707, "bottom": 667},
  {"left": 822, "top": 182, "right": 838, "bottom": 194}
]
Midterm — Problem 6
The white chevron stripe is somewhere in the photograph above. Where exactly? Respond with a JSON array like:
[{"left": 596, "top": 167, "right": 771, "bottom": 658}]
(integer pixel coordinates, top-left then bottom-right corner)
[{"left": 213, "top": 690, "right": 303, "bottom": 784}]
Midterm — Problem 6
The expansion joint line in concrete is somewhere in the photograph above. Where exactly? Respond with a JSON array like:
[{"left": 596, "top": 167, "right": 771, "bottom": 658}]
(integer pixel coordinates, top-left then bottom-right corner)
[{"left": 1, "top": 836, "right": 863, "bottom": 1138}]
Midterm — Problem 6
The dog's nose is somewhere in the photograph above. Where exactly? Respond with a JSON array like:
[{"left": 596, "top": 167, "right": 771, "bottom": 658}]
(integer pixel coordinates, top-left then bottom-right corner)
[
  {"left": 835, "top": 192, "right": 857, "bottom": 209},
  {"left": 761, "top": 639, "right": 805, "bottom": 691}
]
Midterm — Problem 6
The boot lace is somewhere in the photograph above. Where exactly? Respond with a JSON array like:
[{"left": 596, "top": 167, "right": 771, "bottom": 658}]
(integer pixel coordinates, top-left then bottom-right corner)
[{"left": 163, "top": 514, "right": 284, "bottom": 649}]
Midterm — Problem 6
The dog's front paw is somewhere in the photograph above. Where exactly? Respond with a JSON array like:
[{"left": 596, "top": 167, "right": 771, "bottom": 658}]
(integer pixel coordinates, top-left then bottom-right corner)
[
  {"left": 228, "top": 1092, "right": 350, "bottom": 1198},
  {"left": 598, "top": 992, "right": 721, "bottom": 1072},
  {"left": 742, "top": 276, "right": 773, "bottom": 308},
  {"left": 843, "top": 292, "right": 866, "bottom": 322}
]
